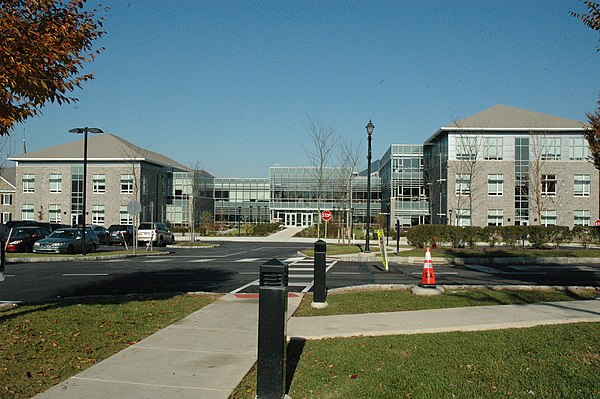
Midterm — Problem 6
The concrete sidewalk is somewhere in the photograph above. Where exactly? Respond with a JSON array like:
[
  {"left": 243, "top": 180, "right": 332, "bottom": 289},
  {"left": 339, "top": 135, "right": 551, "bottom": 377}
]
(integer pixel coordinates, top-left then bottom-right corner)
[
  {"left": 33, "top": 295, "right": 600, "bottom": 399},
  {"left": 33, "top": 293, "right": 304, "bottom": 399}
]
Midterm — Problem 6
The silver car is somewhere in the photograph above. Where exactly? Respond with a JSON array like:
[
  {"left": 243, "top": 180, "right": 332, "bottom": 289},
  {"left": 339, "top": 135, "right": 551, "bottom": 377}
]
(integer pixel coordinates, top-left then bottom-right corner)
[{"left": 33, "top": 228, "right": 99, "bottom": 254}]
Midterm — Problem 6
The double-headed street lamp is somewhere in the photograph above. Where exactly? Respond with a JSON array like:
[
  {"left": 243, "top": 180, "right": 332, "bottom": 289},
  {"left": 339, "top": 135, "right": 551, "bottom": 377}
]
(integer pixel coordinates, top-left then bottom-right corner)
[
  {"left": 365, "top": 120, "right": 375, "bottom": 252},
  {"left": 69, "top": 127, "right": 104, "bottom": 256}
]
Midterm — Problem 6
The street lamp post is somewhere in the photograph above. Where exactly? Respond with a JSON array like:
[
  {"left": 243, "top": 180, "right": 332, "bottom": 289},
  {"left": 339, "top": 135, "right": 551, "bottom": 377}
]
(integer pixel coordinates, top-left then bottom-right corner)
[
  {"left": 69, "top": 127, "right": 103, "bottom": 256},
  {"left": 238, "top": 206, "right": 242, "bottom": 236},
  {"left": 365, "top": 120, "right": 375, "bottom": 252}
]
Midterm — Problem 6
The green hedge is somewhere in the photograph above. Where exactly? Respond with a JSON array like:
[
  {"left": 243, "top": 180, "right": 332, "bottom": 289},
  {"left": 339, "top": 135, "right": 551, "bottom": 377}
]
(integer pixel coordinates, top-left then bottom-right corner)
[{"left": 405, "top": 225, "right": 600, "bottom": 249}]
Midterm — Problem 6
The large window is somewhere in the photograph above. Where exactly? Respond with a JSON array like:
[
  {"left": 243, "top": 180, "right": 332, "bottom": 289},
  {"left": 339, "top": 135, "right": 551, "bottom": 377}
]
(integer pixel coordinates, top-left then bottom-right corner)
[
  {"left": 456, "top": 137, "right": 477, "bottom": 160},
  {"left": 2, "top": 212, "right": 11, "bottom": 223},
  {"left": 574, "top": 210, "right": 590, "bottom": 226},
  {"left": 21, "top": 204, "right": 34, "bottom": 220},
  {"left": 487, "top": 174, "right": 503, "bottom": 196},
  {"left": 574, "top": 174, "right": 591, "bottom": 197},
  {"left": 49, "top": 204, "right": 61, "bottom": 223},
  {"left": 483, "top": 137, "right": 503, "bottom": 160},
  {"left": 541, "top": 137, "right": 561, "bottom": 160},
  {"left": 487, "top": 209, "right": 503, "bottom": 226},
  {"left": 456, "top": 209, "right": 471, "bottom": 227},
  {"left": 541, "top": 174, "right": 557, "bottom": 197},
  {"left": 92, "top": 205, "right": 105, "bottom": 224},
  {"left": 455, "top": 174, "right": 471, "bottom": 196},
  {"left": 569, "top": 137, "right": 590, "bottom": 160},
  {"left": 120, "top": 205, "right": 133, "bottom": 224},
  {"left": 93, "top": 174, "right": 106, "bottom": 193},
  {"left": 49, "top": 174, "right": 62, "bottom": 193},
  {"left": 120, "top": 174, "right": 134, "bottom": 194},
  {"left": 22, "top": 174, "right": 35, "bottom": 193},
  {"left": 541, "top": 210, "right": 557, "bottom": 226}
]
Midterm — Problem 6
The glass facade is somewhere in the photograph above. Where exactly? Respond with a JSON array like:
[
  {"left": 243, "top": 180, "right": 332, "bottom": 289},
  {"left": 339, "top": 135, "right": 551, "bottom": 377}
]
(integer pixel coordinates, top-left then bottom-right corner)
[
  {"left": 379, "top": 145, "right": 429, "bottom": 227},
  {"left": 214, "top": 177, "right": 269, "bottom": 223},
  {"left": 167, "top": 171, "right": 214, "bottom": 227}
]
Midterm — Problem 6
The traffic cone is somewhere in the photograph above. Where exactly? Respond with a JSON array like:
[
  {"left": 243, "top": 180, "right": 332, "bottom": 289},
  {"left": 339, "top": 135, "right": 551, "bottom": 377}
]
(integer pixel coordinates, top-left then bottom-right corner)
[{"left": 420, "top": 247, "right": 436, "bottom": 288}]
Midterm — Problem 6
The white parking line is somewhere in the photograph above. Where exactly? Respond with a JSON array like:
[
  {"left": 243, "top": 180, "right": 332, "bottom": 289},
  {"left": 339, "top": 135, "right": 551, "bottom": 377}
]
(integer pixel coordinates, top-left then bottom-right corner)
[
  {"left": 235, "top": 258, "right": 262, "bottom": 262},
  {"left": 188, "top": 259, "right": 215, "bottom": 263},
  {"left": 143, "top": 259, "right": 171, "bottom": 263},
  {"left": 63, "top": 273, "right": 109, "bottom": 277}
]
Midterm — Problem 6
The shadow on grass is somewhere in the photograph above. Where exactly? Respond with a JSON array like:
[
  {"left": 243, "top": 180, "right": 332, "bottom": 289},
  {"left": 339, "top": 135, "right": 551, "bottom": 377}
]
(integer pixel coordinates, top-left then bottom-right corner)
[{"left": 286, "top": 337, "right": 306, "bottom": 394}]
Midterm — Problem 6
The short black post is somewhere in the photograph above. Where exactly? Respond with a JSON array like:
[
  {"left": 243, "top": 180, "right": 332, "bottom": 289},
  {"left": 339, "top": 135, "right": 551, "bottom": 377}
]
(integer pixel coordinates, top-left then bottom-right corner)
[
  {"left": 257, "top": 258, "right": 289, "bottom": 399},
  {"left": 396, "top": 219, "right": 401, "bottom": 254},
  {"left": 0, "top": 240, "right": 5, "bottom": 282},
  {"left": 312, "top": 240, "right": 327, "bottom": 307}
]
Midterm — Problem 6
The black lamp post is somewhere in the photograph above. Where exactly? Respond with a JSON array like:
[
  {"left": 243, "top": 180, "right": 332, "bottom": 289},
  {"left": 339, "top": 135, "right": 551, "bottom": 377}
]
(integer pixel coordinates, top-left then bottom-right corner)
[
  {"left": 69, "top": 127, "right": 103, "bottom": 256},
  {"left": 365, "top": 120, "right": 375, "bottom": 252},
  {"left": 237, "top": 206, "right": 242, "bottom": 236}
]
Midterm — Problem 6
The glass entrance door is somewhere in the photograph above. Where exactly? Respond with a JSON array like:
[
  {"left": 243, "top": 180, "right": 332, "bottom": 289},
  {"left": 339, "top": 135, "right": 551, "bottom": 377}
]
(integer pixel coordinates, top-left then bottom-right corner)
[
  {"left": 285, "top": 213, "right": 297, "bottom": 227},
  {"left": 301, "top": 213, "right": 313, "bottom": 227}
]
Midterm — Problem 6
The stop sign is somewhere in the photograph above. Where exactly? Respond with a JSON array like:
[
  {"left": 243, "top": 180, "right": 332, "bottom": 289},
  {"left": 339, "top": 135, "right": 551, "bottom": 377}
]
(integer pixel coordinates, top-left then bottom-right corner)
[
  {"left": 321, "top": 210, "right": 332, "bottom": 222},
  {"left": 595, "top": 219, "right": 600, "bottom": 227}
]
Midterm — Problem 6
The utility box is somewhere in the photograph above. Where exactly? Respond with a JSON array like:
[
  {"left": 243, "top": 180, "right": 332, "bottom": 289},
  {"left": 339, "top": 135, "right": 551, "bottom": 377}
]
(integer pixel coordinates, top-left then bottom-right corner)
[{"left": 257, "top": 258, "right": 289, "bottom": 399}]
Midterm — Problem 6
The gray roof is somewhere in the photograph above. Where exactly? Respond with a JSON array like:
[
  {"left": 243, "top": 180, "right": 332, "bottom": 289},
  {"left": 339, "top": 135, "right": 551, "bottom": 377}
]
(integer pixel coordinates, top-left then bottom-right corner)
[
  {"left": 9, "top": 133, "right": 190, "bottom": 171},
  {"left": 424, "top": 105, "right": 586, "bottom": 143},
  {"left": 0, "top": 167, "right": 15, "bottom": 187},
  {"left": 443, "top": 104, "right": 584, "bottom": 130}
]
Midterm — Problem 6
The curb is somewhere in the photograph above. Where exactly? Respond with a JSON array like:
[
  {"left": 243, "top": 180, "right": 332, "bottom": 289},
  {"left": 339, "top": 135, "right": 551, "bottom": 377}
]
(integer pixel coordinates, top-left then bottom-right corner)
[{"left": 6, "top": 250, "right": 170, "bottom": 263}]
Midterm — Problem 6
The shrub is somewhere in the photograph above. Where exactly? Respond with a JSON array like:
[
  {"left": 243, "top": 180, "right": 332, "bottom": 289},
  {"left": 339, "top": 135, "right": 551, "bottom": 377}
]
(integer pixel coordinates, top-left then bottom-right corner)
[
  {"left": 481, "top": 226, "right": 502, "bottom": 247},
  {"left": 501, "top": 225, "right": 528, "bottom": 248},
  {"left": 545, "top": 226, "right": 571, "bottom": 249},
  {"left": 572, "top": 226, "right": 594, "bottom": 249},
  {"left": 406, "top": 224, "right": 436, "bottom": 248}
]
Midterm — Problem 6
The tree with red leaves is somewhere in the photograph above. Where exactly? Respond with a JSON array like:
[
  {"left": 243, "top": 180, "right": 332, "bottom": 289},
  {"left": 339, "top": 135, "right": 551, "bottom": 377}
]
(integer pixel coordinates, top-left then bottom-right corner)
[{"left": 0, "top": 0, "right": 107, "bottom": 135}]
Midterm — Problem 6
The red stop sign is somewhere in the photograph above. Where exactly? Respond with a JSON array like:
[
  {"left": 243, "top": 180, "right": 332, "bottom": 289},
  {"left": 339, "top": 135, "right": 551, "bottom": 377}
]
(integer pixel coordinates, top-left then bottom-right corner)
[
  {"left": 321, "top": 210, "right": 332, "bottom": 222},
  {"left": 595, "top": 219, "right": 600, "bottom": 227}
]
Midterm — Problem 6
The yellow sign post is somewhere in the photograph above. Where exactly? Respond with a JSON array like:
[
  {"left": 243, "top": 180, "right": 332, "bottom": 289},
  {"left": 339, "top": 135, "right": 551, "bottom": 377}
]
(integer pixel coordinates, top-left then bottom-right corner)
[{"left": 377, "top": 229, "right": 388, "bottom": 271}]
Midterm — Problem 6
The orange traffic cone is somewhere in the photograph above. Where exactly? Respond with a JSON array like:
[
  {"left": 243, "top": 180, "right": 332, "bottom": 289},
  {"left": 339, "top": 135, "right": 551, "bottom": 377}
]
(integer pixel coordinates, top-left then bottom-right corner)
[{"left": 420, "top": 247, "right": 436, "bottom": 288}]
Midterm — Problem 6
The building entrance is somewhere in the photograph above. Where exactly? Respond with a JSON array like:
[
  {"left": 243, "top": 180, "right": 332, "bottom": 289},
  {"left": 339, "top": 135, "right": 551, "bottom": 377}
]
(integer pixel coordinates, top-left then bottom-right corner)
[{"left": 284, "top": 212, "right": 314, "bottom": 227}]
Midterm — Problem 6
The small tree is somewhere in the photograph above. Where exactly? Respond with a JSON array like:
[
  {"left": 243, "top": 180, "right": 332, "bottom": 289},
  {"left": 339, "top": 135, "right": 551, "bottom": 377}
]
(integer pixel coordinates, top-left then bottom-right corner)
[{"left": 303, "top": 115, "right": 337, "bottom": 239}]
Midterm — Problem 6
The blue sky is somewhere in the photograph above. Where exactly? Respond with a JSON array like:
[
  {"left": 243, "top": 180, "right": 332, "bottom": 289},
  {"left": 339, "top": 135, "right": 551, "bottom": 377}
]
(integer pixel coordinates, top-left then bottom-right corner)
[{"left": 9, "top": 0, "right": 600, "bottom": 177}]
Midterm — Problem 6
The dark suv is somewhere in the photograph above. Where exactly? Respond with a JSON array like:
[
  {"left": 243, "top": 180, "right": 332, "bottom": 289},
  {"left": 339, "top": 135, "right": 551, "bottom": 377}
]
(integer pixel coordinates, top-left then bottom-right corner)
[{"left": 108, "top": 225, "right": 136, "bottom": 246}]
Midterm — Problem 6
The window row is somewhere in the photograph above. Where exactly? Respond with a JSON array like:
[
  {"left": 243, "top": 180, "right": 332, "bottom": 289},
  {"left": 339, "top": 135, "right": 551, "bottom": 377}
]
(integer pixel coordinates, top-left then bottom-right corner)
[
  {"left": 454, "top": 209, "right": 594, "bottom": 227},
  {"left": 19, "top": 204, "right": 135, "bottom": 225},
  {"left": 454, "top": 174, "right": 592, "bottom": 197},
  {"left": 21, "top": 174, "right": 135, "bottom": 194},
  {"left": 454, "top": 136, "right": 590, "bottom": 161}
]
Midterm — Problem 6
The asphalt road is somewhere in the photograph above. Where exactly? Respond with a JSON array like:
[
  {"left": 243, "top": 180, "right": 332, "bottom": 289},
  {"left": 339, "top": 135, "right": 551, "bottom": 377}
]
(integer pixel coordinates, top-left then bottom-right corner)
[{"left": 1, "top": 242, "right": 599, "bottom": 304}]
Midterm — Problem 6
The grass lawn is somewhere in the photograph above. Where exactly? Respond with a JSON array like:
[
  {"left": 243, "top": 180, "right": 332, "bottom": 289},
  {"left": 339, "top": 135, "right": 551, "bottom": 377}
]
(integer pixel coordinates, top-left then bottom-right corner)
[
  {"left": 293, "top": 287, "right": 600, "bottom": 317},
  {"left": 0, "top": 294, "right": 217, "bottom": 399},
  {"left": 231, "top": 288, "right": 600, "bottom": 398}
]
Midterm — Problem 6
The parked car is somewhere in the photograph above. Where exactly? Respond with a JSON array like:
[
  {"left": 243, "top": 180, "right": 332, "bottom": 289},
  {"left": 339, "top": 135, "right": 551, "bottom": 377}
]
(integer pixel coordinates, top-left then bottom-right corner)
[
  {"left": 5, "top": 226, "right": 51, "bottom": 252},
  {"left": 137, "top": 222, "right": 175, "bottom": 246},
  {"left": 33, "top": 227, "right": 99, "bottom": 254},
  {"left": 108, "top": 224, "right": 136, "bottom": 246},
  {"left": 90, "top": 225, "right": 110, "bottom": 245},
  {"left": 6, "top": 220, "right": 68, "bottom": 232}
]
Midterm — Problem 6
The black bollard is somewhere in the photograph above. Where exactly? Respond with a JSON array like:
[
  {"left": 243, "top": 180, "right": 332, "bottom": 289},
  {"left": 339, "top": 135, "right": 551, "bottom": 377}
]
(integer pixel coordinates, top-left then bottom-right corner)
[
  {"left": 312, "top": 240, "right": 327, "bottom": 306},
  {"left": 257, "top": 258, "right": 288, "bottom": 399}
]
